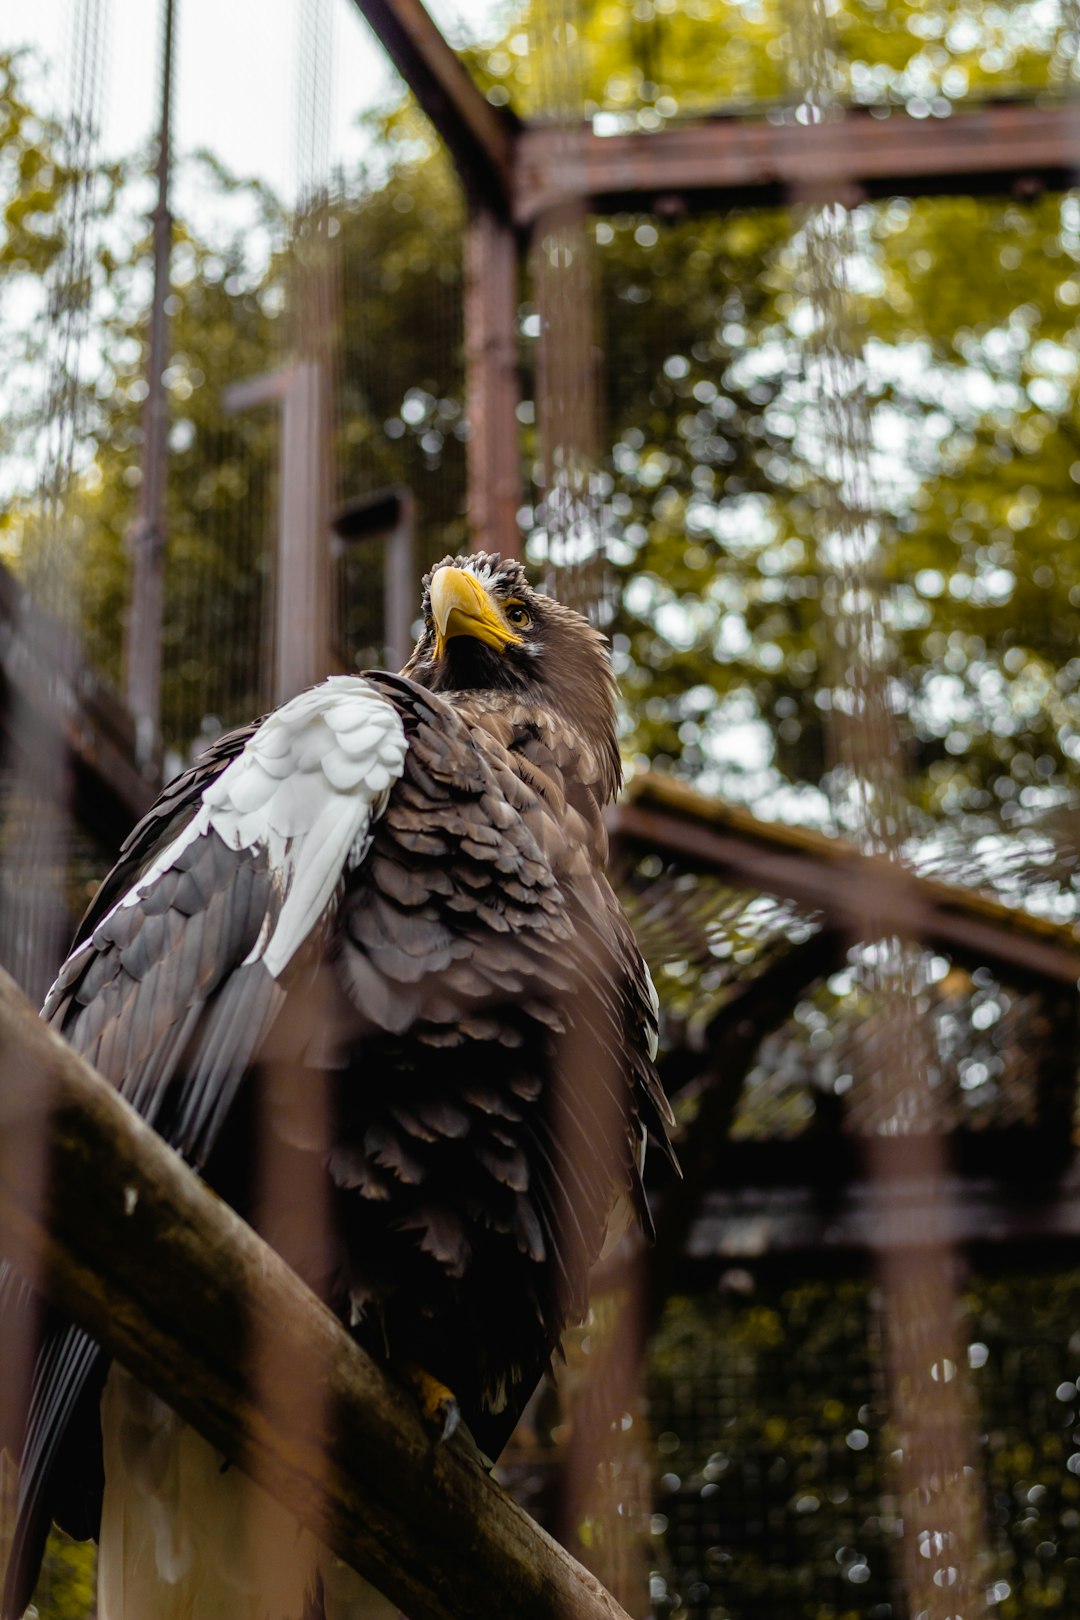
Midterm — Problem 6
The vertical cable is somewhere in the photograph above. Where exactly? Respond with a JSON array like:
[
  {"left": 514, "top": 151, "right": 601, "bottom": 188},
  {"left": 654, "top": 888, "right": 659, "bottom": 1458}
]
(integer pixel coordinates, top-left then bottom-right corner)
[
  {"left": 233, "top": 1, "right": 342, "bottom": 1599},
  {"left": 125, "top": 0, "right": 176, "bottom": 772},
  {"left": 787, "top": 2, "right": 989, "bottom": 1615},
  {"left": 0, "top": 0, "right": 111, "bottom": 999},
  {"left": 529, "top": 0, "right": 605, "bottom": 618},
  {"left": 0, "top": 1, "right": 111, "bottom": 1605}
]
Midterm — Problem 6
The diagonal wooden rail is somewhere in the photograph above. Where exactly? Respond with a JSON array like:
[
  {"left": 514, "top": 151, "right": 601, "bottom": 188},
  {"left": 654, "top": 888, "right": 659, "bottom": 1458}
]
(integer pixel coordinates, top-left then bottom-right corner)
[
  {"left": 0, "top": 967, "right": 629, "bottom": 1620},
  {"left": 609, "top": 772, "right": 1080, "bottom": 991}
]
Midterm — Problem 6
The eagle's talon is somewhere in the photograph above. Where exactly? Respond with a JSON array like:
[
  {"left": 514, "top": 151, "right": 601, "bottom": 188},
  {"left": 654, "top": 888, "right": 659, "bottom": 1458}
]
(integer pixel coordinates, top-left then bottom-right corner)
[{"left": 402, "top": 1364, "right": 461, "bottom": 1442}]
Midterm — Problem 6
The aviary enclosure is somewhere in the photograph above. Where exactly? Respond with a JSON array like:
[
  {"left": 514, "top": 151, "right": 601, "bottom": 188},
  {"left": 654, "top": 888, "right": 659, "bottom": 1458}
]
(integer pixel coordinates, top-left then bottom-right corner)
[{"left": 2, "top": 0, "right": 1080, "bottom": 1616}]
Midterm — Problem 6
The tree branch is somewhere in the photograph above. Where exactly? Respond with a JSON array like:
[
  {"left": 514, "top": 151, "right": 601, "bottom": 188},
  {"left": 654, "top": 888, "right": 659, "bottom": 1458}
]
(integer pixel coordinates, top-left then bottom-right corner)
[{"left": 0, "top": 967, "right": 631, "bottom": 1620}]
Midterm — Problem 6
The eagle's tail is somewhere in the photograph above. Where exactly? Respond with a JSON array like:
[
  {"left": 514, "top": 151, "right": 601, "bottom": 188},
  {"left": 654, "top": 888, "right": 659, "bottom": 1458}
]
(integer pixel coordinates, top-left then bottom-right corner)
[{"left": 2, "top": 1321, "right": 106, "bottom": 1620}]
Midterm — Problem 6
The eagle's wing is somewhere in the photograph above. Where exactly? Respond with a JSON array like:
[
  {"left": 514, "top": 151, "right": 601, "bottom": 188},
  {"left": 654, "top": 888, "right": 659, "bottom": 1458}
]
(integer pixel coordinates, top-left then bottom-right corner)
[{"left": 3, "top": 677, "right": 409, "bottom": 1620}]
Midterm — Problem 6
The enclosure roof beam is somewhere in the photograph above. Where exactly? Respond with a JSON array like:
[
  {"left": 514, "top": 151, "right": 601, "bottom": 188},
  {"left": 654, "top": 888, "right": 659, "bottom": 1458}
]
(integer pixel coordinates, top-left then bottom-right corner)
[
  {"left": 514, "top": 101, "right": 1080, "bottom": 223},
  {"left": 350, "top": 0, "right": 517, "bottom": 216},
  {"left": 0, "top": 966, "right": 630, "bottom": 1620},
  {"left": 607, "top": 772, "right": 1080, "bottom": 990}
]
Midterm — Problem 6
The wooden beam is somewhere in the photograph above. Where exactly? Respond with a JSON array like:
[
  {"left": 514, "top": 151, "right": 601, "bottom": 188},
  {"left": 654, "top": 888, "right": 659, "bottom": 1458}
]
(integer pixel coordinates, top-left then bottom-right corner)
[
  {"left": 608, "top": 774, "right": 1080, "bottom": 990},
  {"left": 682, "top": 1151, "right": 1080, "bottom": 1263},
  {"left": 277, "top": 360, "right": 333, "bottom": 703},
  {"left": 0, "top": 562, "right": 155, "bottom": 844},
  {"left": 350, "top": 0, "right": 517, "bottom": 216},
  {"left": 514, "top": 101, "right": 1080, "bottom": 223},
  {"left": 464, "top": 207, "right": 522, "bottom": 556},
  {"left": 0, "top": 967, "right": 632, "bottom": 1620}
]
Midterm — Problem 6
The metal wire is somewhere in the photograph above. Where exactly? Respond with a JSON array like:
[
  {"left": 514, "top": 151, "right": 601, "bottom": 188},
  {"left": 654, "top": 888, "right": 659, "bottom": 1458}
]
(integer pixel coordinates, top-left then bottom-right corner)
[
  {"left": 528, "top": 0, "right": 607, "bottom": 620},
  {"left": 0, "top": 0, "right": 111, "bottom": 1002},
  {"left": 786, "top": 1, "right": 990, "bottom": 1612}
]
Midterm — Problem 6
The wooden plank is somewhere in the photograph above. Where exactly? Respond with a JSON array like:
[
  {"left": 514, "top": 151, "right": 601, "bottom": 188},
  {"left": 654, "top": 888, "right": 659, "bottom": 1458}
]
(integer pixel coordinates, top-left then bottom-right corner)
[
  {"left": 350, "top": 0, "right": 517, "bottom": 215},
  {"left": 608, "top": 774, "right": 1080, "bottom": 989},
  {"left": 0, "top": 966, "right": 632, "bottom": 1620},
  {"left": 515, "top": 101, "right": 1080, "bottom": 222},
  {"left": 464, "top": 207, "right": 522, "bottom": 556}
]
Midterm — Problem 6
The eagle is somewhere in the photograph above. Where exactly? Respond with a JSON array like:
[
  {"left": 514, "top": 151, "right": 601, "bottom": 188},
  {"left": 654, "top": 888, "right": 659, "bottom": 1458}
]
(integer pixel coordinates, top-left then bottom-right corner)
[{"left": 1, "top": 552, "right": 676, "bottom": 1620}]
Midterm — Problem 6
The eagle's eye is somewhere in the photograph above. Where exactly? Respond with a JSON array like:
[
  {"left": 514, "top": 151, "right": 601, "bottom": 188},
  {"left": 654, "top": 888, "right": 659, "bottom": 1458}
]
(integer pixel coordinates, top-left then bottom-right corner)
[{"left": 505, "top": 602, "right": 531, "bottom": 629}]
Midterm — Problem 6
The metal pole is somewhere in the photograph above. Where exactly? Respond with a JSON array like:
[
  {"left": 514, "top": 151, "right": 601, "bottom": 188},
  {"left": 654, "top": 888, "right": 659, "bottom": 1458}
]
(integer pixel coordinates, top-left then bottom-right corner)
[{"left": 125, "top": 0, "right": 175, "bottom": 773}]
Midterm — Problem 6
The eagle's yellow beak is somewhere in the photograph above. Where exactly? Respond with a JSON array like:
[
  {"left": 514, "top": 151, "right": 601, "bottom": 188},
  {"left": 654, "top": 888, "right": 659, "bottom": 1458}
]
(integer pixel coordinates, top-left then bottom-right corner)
[{"left": 430, "top": 567, "right": 522, "bottom": 661}]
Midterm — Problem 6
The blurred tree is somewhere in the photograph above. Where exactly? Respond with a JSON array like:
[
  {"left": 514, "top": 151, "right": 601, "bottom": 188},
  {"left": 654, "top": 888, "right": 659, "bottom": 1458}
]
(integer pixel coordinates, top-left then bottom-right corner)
[{"left": 493, "top": 0, "right": 1078, "bottom": 118}]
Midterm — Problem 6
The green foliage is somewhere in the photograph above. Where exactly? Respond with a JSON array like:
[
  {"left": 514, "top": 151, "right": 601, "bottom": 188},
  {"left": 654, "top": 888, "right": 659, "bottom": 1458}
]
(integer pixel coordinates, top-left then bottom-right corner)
[
  {"left": 0, "top": 50, "right": 126, "bottom": 495},
  {"left": 68, "top": 177, "right": 288, "bottom": 734},
  {"left": 32, "top": 1531, "right": 97, "bottom": 1620},
  {"left": 335, "top": 141, "right": 468, "bottom": 561},
  {"left": 469, "top": 0, "right": 1079, "bottom": 120},
  {"left": 0, "top": 52, "right": 68, "bottom": 281}
]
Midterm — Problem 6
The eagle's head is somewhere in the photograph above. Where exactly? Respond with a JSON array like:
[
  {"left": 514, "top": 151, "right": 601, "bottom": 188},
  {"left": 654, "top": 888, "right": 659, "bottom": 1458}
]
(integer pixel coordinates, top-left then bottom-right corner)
[{"left": 402, "top": 552, "right": 621, "bottom": 801}]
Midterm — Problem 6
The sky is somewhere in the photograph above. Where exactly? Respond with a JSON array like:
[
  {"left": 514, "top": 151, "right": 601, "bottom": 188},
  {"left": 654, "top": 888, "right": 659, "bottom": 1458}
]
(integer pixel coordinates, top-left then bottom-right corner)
[
  {"left": 0, "top": 0, "right": 513, "bottom": 506},
  {"left": 6, "top": 0, "right": 513, "bottom": 205}
]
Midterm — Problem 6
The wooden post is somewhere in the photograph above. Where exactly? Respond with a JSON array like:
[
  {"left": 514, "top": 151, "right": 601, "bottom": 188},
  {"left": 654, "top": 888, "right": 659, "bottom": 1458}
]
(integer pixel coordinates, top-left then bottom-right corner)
[
  {"left": 223, "top": 365, "right": 333, "bottom": 705},
  {"left": 329, "top": 487, "right": 416, "bottom": 670},
  {"left": 277, "top": 359, "right": 332, "bottom": 701},
  {"left": 464, "top": 207, "right": 521, "bottom": 557},
  {"left": 0, "top": 967, "right": 633, "bottom": 1620}
]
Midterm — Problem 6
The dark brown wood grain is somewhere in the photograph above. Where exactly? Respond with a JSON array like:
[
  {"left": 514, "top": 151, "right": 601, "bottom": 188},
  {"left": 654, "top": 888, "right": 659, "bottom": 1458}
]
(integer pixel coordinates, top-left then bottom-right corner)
[
  {"left": 515, "top": 102, "right": 1080, "bottom": 224},
  {"left": 0, "top": 966, "right": 631, "bottom": 1620},
  {"left": 350, "top": 0, "right": 517, "bottom": 215}
]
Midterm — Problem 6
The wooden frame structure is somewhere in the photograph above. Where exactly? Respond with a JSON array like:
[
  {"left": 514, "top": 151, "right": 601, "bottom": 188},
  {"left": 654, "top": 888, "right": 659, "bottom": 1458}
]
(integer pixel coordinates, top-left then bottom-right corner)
[
  {"left": 349, "top": 0, "right": 1079, "bottom": 559},
  {"left": 607, "top": 773, "right": 1080, "bottom": 1281}
]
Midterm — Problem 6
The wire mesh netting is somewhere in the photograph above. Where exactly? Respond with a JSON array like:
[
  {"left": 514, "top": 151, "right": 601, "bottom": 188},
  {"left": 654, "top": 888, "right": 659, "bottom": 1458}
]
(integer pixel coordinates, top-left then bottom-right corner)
[
  {"left": 4, "top": 1, "right": 1080, "bottom": 1619},
  {"left": 646, "top": 1271, "right": 1080, "bottom": 1620}
]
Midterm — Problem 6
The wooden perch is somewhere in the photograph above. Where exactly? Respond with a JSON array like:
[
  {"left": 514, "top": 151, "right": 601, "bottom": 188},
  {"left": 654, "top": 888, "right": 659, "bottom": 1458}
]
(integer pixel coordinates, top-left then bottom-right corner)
[{"left": 0, "top": 967, "right": 631, "bottom": 1620}]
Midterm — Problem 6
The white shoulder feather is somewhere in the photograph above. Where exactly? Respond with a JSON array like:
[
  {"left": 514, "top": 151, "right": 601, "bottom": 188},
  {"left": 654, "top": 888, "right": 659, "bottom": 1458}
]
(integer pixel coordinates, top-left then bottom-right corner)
[{"left": 109, "top": 678, "right": 408, "bottom": 981}]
